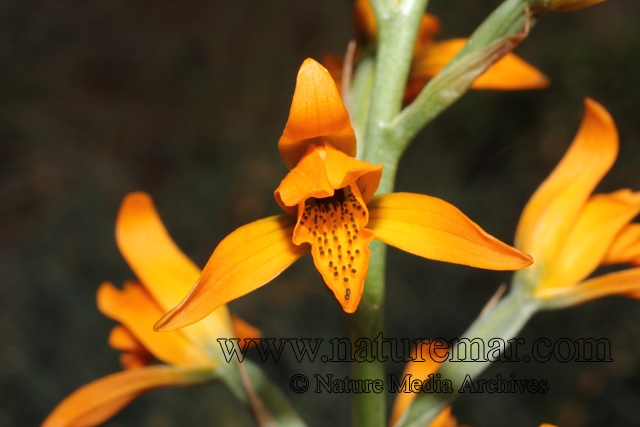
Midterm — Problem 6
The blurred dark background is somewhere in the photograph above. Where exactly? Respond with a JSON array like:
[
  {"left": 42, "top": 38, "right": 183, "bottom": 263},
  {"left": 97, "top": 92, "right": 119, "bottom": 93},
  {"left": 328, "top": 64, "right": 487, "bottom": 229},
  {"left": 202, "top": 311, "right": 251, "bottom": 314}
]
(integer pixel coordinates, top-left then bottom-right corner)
[{"left": 1, "top": 0, "right": 639, "bottom": 426}]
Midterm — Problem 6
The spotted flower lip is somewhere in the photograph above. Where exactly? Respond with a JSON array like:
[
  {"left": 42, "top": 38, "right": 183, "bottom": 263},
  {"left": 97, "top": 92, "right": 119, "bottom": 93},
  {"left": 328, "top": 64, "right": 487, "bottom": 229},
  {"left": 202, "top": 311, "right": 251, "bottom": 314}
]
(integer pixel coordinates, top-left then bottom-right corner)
[
  {"left": 513, "top": 98, "right": 640, "bottom": 307},
  {"left": 154, "top": 58, "right": 532, "bottom": 331},
  {"left": 42, "top": 193, "right": 259, "bottom": 427}
]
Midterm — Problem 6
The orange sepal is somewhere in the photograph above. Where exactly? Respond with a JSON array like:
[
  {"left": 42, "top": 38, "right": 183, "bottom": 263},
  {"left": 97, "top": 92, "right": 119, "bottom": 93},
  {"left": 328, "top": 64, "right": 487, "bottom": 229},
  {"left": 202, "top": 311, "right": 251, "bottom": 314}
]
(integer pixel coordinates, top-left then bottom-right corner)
[
  {"left": 155, "top": 215, "right": 309, "bottom": 331},
  {"left": 98, "top": 281, "right": 209, "bottom": 366},
  {"left": 116, "top": 192, "right": 200, "bottom": 311},
  {"left": 542, "top": 190, "right": 640, "bottom": 289},
  {"left": 515, "top": 98, "right": 618, "bottom": 261},
  {"left": 537, "top": 268, "right": 640, "bottom": 306},
  {"left": 278, "top": 59, "right": 356, "bottom": 169},
  {"left": 602, "top": 223, "right": 640, "bottom": 266},
  {"left": 368, "top": 193, "right": 533, "bottom": 271},
  {"left": 116, "top": 192, "right": 235, "bottom": 353},
  {"left": 411, "top": 38, "right": 549, "bottom": 90},
  {"left": 42, "top": 366, "right": 216, "bottom": 427}
]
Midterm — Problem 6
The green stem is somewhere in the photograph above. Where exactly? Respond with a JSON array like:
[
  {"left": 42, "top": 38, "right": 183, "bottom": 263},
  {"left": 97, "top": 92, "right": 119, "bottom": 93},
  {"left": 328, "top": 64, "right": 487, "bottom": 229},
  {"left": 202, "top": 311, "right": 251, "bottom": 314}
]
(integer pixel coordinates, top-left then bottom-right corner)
[
  {"left": 362, "top": 0, "right": 430, "bottom": 164},
  {"left": 398, "top": 290, "right": 540, "bottom": 427},
  {"left": 349, "top": 1, "right": 430, "bottom": 426},
  {"left": 351, "top": 53, "right": 377, "bottom": 160},
  {"left": 348, "top": 239, "right": 387, "bottom": 427}
]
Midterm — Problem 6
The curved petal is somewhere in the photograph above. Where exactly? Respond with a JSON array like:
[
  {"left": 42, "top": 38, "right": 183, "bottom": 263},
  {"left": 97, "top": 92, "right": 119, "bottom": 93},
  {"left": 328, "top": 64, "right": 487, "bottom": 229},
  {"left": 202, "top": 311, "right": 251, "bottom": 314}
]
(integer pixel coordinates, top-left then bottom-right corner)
[
  {"left": 116, "top": 192, "right": 234, "bottom": 354},
  {"left": 515, "top": 98, "right": 618, "bottom": 261},
  {"left": 411, "top": 39, "right": 549, "bottom": 90},
  {"left": 324, "top": 142, "right": 383, "bottom": 203},
  {"left": 278, "top": 58, "right": 356, "bottom": 169},
  {"left": 602, "top": 223, "right": 640, "bottom": 266},
  {"left": 98, "top": 282, "right": 209, "bottom": 366},
  {"left": 543, "top": 190, "right": 640, "bottom": 289},
  {"left": 389, "top": 340, "right": 444, "bottom": 427},
  {"left": 368, "top": 193, "right": 533, "bottom": 270},
  {"left": 42, "top": 365, "right": 216, "bottom": 427},
  {"left": 275, "top": 143, "right": 383, "bottom": 212},
  {"left": 537, "top": 268, "right": 640, "bottom": 308},
  {"left": 275, "top": 144, "right": 336, "bottom": 213},
  {"left": 155, "top": 215, "right": 310, "bottom": 331}
]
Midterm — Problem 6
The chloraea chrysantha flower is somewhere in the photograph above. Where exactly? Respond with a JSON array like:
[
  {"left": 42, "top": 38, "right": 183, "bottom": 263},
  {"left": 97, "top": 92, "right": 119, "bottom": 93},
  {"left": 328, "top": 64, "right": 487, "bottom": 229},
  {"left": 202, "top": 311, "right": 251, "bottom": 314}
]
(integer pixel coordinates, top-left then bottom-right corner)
[
  {"left": 513, "top": 98, "right": 640, "bottom": 307},
  {"left": 42, "top": 193, "right": 259, "bottom": 427},
  {"left": 154, "top": 58, "right": 532, "bottom": 332},
  {"left": 325, "top": 0, "right": 549, "bottom": 101}
]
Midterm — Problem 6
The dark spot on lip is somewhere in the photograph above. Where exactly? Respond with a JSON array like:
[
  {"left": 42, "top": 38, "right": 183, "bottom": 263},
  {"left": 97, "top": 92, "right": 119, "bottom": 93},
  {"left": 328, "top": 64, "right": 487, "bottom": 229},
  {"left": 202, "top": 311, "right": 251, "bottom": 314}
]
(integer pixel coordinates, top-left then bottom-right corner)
[
  {"left": 334, "top": 272, "right": 338, "bottom": 276},
  {"left": 344, "top": 278, "right": 349, "bottom": 282},
  {"left": 345, "top": 294, "right": 350, "bottom": 300},
  {"left": 352, "top": 269, "right": 356, "bottom": 273}
]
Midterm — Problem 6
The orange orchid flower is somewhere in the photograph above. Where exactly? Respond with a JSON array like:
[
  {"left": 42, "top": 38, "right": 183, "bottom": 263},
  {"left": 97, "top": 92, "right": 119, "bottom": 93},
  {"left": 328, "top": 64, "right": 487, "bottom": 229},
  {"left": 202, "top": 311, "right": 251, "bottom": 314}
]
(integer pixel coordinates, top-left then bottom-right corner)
[
  {"left": 154, "top": 58, "right": 532, "bottom": 332},
  {"left": 326, "top": 0, "right": 549, "bottom": 102},
  {"left": 514, "top": 98, "right": 640, "bottom": 307},
  {"left": 42, "top": 192, "right": 260, "bottom": 427}
]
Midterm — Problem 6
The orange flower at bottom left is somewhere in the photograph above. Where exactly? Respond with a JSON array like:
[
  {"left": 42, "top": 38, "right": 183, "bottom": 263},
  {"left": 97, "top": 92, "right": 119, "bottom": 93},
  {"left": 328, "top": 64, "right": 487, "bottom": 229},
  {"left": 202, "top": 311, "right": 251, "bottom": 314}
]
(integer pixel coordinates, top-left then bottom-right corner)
[{"left": 42, "top": 192, "right": 259, "bottom": 427}]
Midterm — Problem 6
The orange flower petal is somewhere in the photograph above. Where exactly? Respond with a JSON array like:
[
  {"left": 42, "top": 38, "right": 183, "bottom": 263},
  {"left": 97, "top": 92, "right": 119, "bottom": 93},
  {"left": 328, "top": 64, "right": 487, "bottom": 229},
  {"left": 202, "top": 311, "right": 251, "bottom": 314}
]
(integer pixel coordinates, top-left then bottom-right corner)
[
  {"left": 42, "top": 365, "right": 215, "bottom": 427},
  {"left": 324, "top": 142, "right": 383, "bottom": 204},
  {"left": 537, "top": 268, "right": 640, "bottom": 306},
  {"left": 542, "top": 190, "right": 640, "bottom": 289},
  {"left": 515, "top": 98, "right": 618, "bottom": 262},
  {"left": 155, "top": 215, "right": 309, "bottom": 331},
  {"left": 116, "top": 192, "right": 234, "bottom": 355},
  {"left": 389, "top": 340, "right": 444, "bottom": 427},
  {"left": 602, "top": 223, "right": 640, "bottom": 266},
  {"left": 278, "top": 59, "right": 357, "bottom": 169},
  {"left": 275, "top": 142, "right": 384, "bottom": 213},
  {"left": 98, "top": 281, "right": 209, "bottom": 366},
  {"left": 275, "top": 144, "right": 336, "bottom": 215},
  {"left": 108, "top": 325, "right": 146, "bottom": 353},
  {"left": 411, "top": 38, "right": 549, "bottom": 90},
  {"left": 368, "top": 193, "right": 533, "bottom": 270},
  {"left": 292, "top": 183, "right": 375, "bottom": 313}
]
